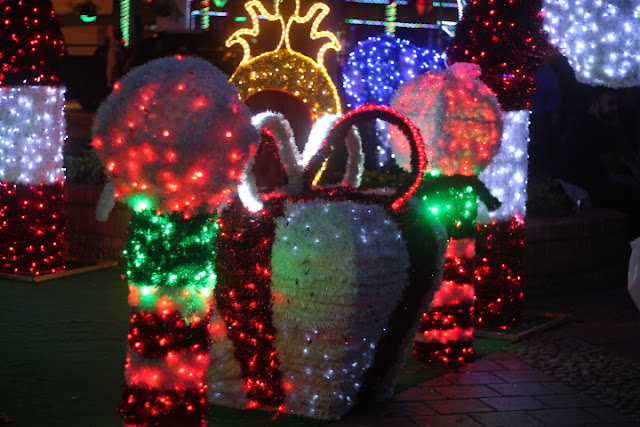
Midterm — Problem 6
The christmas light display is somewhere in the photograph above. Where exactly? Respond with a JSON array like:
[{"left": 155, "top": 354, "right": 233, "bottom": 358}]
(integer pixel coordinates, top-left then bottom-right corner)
[
  {"left": 120, "top": 0, "right": 131, "bottom": 46},
  {"left": 226, "top": 0, "right": 342, "bottom": 117},
  {"left": 389, "top": 63, "right": 503, "bottom": 362},
  {"left": 343, "top": 36, "right": 446, "bottom": 110},
  {"left": 238, "top": 111, "right": 364, "bottom": 212},
  {"left": 0, "top": 0, "right": 67, "bottom": 275},
  {"left": 120, "top": 208, "right": 217, "bottom": 426},
  {"left": 0, "top": 182, "right": 65, "bottom": 274},
  {"left": 344, "top": 18, "right": 440, "bottom": 29},
  {"left": 543, "top": 0, "right": 640, "bottom": 88},
  {"left": 92, "top": 56, "right": 257, "bottom": 216},
  {"left": 414, "top": 238, "right": 475, "bottom": 363},
  {"left": 476, "top": 110, "right": 529, "bottom": 222},
  {"left": 200, "top": 0, "right": 210, "bottom": 30},
  {"left": 447, "top": 0, "right": 554, "bottom": 111},
  {"left": 209, "top": 104, "right": 446, "bottom": 420},
  {"left": 342, "top": 36, "right": 445, "bottom": 168},
  {"left": 448, "top": 0, "right": 553, "bottom": 329},
  {"left": 413, "top": 174, "right": 502, "bottom": 361},
  {"left": 385, "top": 0, "right": 397, "bottom": 35},
  {"left": 474, "top": 111, "right": 529, "bottom": 328},
  {"left": 92, "top": 56, "right": 258, "bottom": 425},
  {"left": 474, "top": 217, "right": 525, "bottom": 328},
  {"left": 0, "top": 87, "right": 66, "bottom": 184},
  {"left": 389, "top": 62, "right": 502, "bottom": 175}
]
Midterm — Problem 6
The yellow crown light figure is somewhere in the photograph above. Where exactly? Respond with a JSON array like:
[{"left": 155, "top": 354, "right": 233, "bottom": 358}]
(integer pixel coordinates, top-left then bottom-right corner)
[{"left": 226, "top": 0, "right": 342, "bottom": 118}]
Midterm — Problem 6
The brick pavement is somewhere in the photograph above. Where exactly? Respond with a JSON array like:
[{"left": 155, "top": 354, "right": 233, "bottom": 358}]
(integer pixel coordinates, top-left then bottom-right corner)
[{"left": 328, "top": 351, "right": 640, "bottom": 426}]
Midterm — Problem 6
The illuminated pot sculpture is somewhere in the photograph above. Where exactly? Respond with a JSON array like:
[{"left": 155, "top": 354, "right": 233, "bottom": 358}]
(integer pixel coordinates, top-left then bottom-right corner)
[{"left": 208, "top": 104, "right": 447, "bottom": 420}]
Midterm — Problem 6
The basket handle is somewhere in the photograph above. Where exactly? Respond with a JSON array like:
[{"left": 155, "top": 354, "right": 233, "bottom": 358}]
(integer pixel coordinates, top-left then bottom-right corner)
[
  {"left": 301, "top": 114, "right": 364, "bottom": 189},
  {"left": 238, "top": 111, "right": 302, "bottom": 212},
  {"left": 303, "top": 104, "right": 427, "bottom": 212},
  {"left": 239, "top": 112, "right": 364, "bottom": 211}
]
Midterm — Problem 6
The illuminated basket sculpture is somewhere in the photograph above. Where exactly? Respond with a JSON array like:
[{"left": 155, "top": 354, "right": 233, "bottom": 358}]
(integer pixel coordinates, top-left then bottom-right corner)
[{"left": 208, "top": 104, "right": 447, "bottom": 420}]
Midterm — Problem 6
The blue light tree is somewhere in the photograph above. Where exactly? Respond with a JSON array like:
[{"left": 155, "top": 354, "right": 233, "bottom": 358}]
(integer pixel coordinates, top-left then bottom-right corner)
[
  {"left": 342, "top": 35, "right": 445, "bottom": 168},
  {"left": 343, "top": 35, "right": 446, "bottom": 108}
]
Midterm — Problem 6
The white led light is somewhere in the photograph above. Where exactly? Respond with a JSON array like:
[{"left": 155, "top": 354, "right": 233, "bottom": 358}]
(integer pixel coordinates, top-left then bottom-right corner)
[
  {"left": 0, "top": 86, "right": 66, "bottom": 183},
  {"left": 543, "top": 0, "right": 640, "bottom": 87},
  {"left": 477, "top": 110, "right": 530, "bottom": 222}
]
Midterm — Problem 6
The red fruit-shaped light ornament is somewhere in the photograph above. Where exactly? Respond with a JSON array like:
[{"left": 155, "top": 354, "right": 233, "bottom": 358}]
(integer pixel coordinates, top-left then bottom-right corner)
[
  {"left": 92, "top": 55, "right": 257, "bottom": 216},
  {"left": 390, "top": 62, "right": 503, "bottom": 177}
]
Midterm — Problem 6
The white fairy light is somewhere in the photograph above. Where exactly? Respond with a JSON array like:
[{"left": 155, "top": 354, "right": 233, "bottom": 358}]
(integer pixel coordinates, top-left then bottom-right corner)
[
  {"left": 0, "top": 86, "right": 66, "bottom": 183},
  {"left": 543, "top": 0, "right": 640, "bottom": 87},
  {"left": 477, "top": 110, "right": 530, "bottom": 223}
]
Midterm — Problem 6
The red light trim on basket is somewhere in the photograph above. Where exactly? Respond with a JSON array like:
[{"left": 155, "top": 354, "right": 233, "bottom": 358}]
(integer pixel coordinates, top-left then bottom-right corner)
[{"left": 316, "top": 104, "right": 427, "bottom": 212}]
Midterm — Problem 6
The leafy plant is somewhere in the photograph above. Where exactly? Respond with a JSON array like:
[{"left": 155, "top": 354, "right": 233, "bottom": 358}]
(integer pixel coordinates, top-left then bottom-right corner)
[
  {"left": 527, "top": 178, "right": 574, "bottom": 216},
  {"left": 64, "top": 149, "right": 108, "bottom": 185}
]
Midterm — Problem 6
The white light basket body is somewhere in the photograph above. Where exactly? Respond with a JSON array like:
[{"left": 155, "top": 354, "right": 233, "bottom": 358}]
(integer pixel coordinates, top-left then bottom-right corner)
[{"left": 270, "top": 200, "right": 409, "bottom": 418}]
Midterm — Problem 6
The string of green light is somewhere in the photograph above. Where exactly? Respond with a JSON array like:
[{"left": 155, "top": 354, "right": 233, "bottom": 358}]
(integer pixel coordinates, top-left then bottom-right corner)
[{"left": 124, "top": 206, "right": 219, "bottom": 292}]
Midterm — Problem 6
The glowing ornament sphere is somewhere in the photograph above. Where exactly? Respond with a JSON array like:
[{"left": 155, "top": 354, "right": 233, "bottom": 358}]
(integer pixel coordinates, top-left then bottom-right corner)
[
  {"left": 543, "top": 0, "right": 640, "bottom": 88},
  {"left": 342, "top": 35, "right": 446, "bottom": 109},
  {"left": 390, "top": 62, "right": 503, "bottom": 176},
  {"left": 92, "top": 56, "right": 258, "bottom": 214}
]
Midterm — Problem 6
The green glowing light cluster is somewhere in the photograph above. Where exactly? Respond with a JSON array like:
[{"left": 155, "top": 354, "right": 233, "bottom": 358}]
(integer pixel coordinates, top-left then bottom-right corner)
[
  {"left": 419, "top": 177, "right": 480, "bottom": 239},
  {"left": 124, "top": 209, "right": 219, "bottom": 290}
]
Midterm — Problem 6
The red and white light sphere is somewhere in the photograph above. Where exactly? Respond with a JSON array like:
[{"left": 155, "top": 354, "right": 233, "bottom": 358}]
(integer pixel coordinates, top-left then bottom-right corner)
[
  {"left": 390, "top": 62, "right": 503, "bottom": 176},
  {"left": 92, "top": 55, "right": 258, "bottom": 214}
]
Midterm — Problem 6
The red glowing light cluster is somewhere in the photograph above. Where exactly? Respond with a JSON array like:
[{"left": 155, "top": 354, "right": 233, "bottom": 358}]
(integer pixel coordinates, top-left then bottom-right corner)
[
  {"left": 92, "top": 56, "right": 258, "bottom": 215},
  {"left": 306, "top": 104, "right": 426, "bottom": 212},
  {"left": 119, "top": 308, "right": 212, "bottom": 423},
  {"left": 0, "top": 181, "right": 65, "bottom": 275},
  {"left": 121, "top": 384, "right": 208, "bottom": 427},
  {"left": 390, "top": 63, "right": 503, "bottom": 176},
  {"left": 474, "top": 217, "right": 525, "bottom": 329},
  {"left": 414, "top": 238, "right": 475, "bottom": 364},
  {"left": 446, "top": 0, "right": 554, "bottom": 111},
  {"left": 118, "top": 210, "right": 217, "bottom": 426},
  {"left": 215, "top": 199, "right": 286, "bottom": 408},
  {"left": 0, "top": 0, "right": 66, "bottom": 86}
]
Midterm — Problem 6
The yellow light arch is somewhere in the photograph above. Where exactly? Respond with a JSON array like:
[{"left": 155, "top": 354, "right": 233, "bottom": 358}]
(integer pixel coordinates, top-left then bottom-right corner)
[{"left": 226, "top": 0, "right": 342, "bottom": 117}]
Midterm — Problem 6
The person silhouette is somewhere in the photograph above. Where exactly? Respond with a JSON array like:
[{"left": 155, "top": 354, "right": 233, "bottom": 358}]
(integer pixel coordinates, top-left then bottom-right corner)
[{"left": 106, "top": 29, "right": 126, "bottom": 89}]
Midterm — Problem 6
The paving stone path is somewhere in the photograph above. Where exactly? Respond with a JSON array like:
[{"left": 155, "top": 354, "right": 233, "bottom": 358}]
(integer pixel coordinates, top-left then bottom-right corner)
[
  {"left": 328, "top": 351, "right": 640, "bottom": 426},
  {"left": 504, "top": 330, "right": 640, "bottom": 423}
]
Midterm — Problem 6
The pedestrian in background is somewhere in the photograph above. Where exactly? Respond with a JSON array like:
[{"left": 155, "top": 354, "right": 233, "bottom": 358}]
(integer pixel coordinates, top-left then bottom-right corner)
[{"left": 106, "top": 29, "right": 126, "bottom": 90}]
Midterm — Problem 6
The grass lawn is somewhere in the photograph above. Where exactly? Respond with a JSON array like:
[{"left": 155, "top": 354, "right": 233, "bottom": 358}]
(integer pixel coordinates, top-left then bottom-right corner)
[{"left": 0, "top": 266, "right": 509, "bottom": 426}]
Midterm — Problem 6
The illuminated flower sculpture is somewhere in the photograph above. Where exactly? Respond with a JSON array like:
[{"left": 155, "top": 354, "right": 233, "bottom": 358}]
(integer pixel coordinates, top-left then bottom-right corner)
[
  {"left": 92, "top": 56, "right": 258, "bottom": 426},
  {"left": 391, "top": 63, "right": 503, "bottom": 176},
  {"left": 543, "top": 0, "right": 640, "bottom": 88},
  {"left": 0, "top": 0, "right": 67, "bottom": 276},
  {"left": 447, "top": 0, "right": 554, "bottom": 329},
  {"left": 391, "top": 63, "right": 503, "bottom": 363}
]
